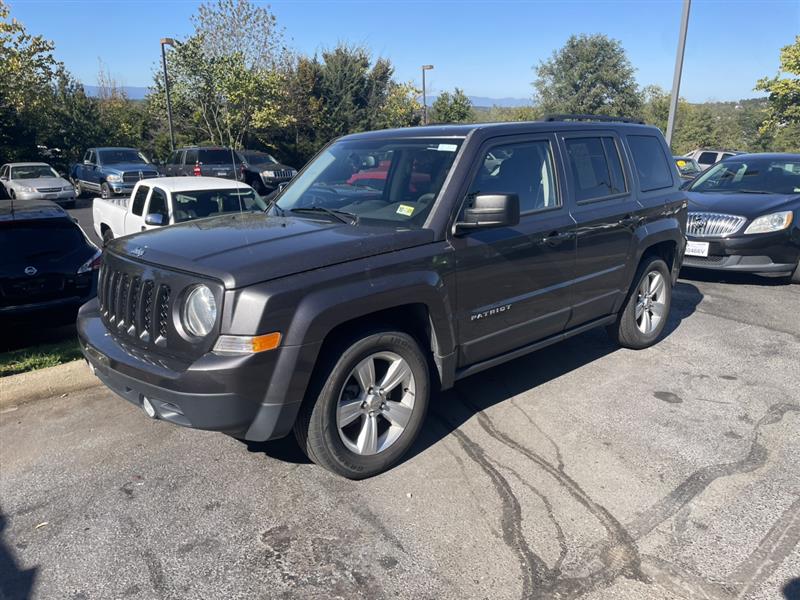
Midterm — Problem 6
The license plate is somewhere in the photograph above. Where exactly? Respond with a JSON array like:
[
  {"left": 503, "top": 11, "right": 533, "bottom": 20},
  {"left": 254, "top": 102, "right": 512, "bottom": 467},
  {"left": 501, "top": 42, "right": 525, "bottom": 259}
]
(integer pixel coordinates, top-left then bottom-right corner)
[
  {"left": 45, "top": 194, "right": 57, "bottom": 200},
  {"left": 215, "top": 171, "right": 228, "bottom": 177},
  {"left": 685, "top": 241, "right": 709, "bottom": 257}
]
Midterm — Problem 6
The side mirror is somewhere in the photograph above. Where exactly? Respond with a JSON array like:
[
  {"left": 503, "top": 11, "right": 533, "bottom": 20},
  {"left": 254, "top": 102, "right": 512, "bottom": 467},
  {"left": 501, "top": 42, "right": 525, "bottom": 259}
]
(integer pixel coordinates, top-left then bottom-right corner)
[
  {"left": 83, "top": 160, "right": 91, "bottom": 165},
  {"left": 454, "top": 193, "right": 520, "bottom": 235},
  {"left": 145, "top": 213, "right": 165, "bottom": 226}
]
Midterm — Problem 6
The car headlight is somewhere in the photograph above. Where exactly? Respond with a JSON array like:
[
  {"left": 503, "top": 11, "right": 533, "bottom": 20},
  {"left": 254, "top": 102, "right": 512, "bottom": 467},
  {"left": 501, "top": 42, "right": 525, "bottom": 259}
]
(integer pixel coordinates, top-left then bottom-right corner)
[
  {"left": 744, "top": 211, "right": 794, "bottom": 234},
  {"left": 182, "top": 285, "right": 217, "bottom": 337},
  {"left": 262, "top": 170, "right": 276, "bottom": 177},
  {"left": 17, "top": 185, "right": 35, "bottom": 193},
  {"left": 106, "top": 174, "right": 122, "bottom": 183}
]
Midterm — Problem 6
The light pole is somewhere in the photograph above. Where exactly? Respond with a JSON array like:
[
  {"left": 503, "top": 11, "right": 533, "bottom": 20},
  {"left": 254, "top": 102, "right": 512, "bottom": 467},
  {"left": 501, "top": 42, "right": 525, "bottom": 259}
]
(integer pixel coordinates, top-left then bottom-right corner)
[
  {"left": 160, "top": 37, "right": 176, "bottom": 152},
  {"left": 421, "top": 65, "right": 434, "bottom": 125},
  {"left": 666, "top": 0, "right": 691, "bottom": 147}
]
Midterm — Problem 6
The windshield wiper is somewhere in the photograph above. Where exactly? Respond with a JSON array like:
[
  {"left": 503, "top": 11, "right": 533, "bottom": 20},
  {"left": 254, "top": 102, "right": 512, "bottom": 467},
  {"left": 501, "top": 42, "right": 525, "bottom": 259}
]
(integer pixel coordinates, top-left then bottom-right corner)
[
  {"left": 290, "top": 206, "right": 358, "bottom": 225},
  {"left": 735, "top": 189, "right": 772, "bottom": 194}
]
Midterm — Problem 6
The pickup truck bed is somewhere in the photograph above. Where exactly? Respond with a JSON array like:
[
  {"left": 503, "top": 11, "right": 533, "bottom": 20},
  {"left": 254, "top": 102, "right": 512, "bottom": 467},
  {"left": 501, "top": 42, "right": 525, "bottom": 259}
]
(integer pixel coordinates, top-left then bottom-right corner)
[{"left": 93, "top": 196, "right": 129, "bottom": 243}]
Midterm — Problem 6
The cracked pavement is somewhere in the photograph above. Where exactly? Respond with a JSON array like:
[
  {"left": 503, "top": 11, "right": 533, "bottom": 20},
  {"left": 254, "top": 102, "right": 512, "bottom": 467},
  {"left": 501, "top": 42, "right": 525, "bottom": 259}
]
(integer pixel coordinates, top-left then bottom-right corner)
[{"left": 1, "top": 270, "right": 798, "bottom": 600}]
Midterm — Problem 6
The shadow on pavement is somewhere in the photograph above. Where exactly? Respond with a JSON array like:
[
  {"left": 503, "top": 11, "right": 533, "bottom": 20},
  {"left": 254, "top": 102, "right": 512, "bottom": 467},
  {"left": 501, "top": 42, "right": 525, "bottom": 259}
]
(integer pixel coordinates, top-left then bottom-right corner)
[
  {"left": 244, "top": 434, "right": 312, "bottom": 465},
  {"left": 680, "top": 266, "right": 792, "bottom": 287},
  {"left": 0, "top": 323, "right": 77, "bottom": 353},
  {"left": 0, "top": 512, "right": 37, "bottom": 600}
]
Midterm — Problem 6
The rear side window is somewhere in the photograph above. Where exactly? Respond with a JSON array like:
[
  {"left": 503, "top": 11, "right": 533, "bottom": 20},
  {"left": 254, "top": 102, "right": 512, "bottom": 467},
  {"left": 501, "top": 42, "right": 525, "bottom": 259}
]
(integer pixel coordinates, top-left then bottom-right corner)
[
  {"left": 468, "top": 140, "right": 559, "bottom": 212},
  {"left": 698, "top": 152, "right": 718, "bottom": 165},
  {"left": 131, "top": 186, "right": 149, "bottom": 216},
  {"left": 184, "top": 149, "right": 198, "bottom": 165},
  {"left": 564, "top": 137, "right": 626, "bottom": 202},
  {"left": 627, "top": 135, "right": 673, "bottom": 191}
]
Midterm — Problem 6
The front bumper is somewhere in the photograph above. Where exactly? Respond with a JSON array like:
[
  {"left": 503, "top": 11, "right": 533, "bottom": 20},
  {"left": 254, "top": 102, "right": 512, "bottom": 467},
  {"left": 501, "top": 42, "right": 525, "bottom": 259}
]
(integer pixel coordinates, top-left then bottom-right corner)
[
  {"left": 77, "top": 299, "right": 317, "bottom": 441},
  {"left": 259, "top": 174, "right": 293, "bottom": 191},
  {"left": 15, "top": 189, "right": 76, "bottom": 203},
  {"left": 109, "top": 182, "right": 136, "bottom": 195},
  {"left": 682, "top": 229, "right": 800, "bottom": 276}
]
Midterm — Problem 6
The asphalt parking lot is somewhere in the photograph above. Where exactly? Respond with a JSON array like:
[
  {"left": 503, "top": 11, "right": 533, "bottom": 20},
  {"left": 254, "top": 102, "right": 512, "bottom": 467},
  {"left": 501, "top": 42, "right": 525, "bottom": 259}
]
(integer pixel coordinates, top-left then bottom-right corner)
[{"left": 1, "top": 270, "right": 799, "bottom": 600}]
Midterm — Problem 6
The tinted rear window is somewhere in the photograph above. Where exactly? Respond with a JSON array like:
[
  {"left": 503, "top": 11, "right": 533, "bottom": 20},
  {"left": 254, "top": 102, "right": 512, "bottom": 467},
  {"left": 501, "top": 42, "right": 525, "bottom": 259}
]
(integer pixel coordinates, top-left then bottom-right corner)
[
  {"left": 564, "top": 137, "right": 626, "bottom": 202},
  {"left": 698, "top": 152, "right": 718, "bottom": 165},
  {"left": 198, "top": 149, "right": 235, "bottom": 164},
  {"left": 1, "top": 220, "right": 84, "bottom": 261},
  {"left": 627, "top": 135, "right": 673, "bottom": 191}
]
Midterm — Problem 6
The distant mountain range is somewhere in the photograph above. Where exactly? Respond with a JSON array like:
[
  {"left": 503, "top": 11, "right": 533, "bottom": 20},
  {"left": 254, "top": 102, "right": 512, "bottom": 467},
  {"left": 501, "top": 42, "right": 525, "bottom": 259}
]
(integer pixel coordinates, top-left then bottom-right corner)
[{"left": 82, "top": 85, "right": 531, "bottom": 108}]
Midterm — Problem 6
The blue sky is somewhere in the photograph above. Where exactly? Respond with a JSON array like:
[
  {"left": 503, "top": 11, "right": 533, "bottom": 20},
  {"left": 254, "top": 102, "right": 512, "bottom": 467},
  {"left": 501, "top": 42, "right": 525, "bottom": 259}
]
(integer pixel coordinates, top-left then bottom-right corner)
[{"left": 7, "top": 0, "right": 799, "bottom": 103}]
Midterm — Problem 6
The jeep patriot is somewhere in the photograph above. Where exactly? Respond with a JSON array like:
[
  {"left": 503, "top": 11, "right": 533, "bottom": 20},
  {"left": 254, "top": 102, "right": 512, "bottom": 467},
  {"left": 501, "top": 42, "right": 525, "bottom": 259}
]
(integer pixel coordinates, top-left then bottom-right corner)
[{"left": 78, "top": 116, "right": 688, "bottom": 478}]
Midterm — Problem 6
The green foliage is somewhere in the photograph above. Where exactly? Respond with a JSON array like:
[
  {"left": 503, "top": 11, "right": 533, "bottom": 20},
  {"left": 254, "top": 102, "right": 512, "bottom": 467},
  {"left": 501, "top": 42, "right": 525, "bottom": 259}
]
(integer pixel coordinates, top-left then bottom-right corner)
[
  {"left": 755, "top": 35, "right": 800, "bottom": 137},
  {"left": 534, "top": 34, "right": 643, "bottom": 118},
  {"left": 0, "top": 338, "right": 82, "bottom": 377},
  {"left": 429, "top": 88, "right": 474, "bottom": 123}
]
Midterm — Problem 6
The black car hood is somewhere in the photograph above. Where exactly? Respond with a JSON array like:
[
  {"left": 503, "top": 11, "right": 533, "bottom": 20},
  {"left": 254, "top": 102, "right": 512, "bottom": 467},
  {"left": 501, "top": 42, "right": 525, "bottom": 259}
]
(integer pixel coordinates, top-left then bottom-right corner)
[
  {"left": 108, "top": 212, "right": 433, "bottom": 289},
  {"left": 686, "top": 191, "right": 800, "bottom": 219}
]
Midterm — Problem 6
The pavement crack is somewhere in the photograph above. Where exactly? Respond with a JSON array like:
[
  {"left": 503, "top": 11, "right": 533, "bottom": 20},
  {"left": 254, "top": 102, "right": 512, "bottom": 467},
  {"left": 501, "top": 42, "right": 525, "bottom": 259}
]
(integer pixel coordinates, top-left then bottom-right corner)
[{"left": 432, "top": 411, "right": 547, "bottom": 599}]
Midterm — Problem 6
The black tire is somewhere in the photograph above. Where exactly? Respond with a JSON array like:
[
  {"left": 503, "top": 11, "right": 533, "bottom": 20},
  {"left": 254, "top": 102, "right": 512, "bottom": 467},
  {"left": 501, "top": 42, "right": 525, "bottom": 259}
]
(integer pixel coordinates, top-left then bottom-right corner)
[
  {"left": 607, "top": 257, "right": 672, "bottom": 350},
  {"left": 294, "top": 330, "right": 430, "bottom": 479},
  {"left": 100, "top": 182, "right": 112, "bottom": 199},
  {"left": 102, "top": 228, "right": 114, "bottom": 246}
]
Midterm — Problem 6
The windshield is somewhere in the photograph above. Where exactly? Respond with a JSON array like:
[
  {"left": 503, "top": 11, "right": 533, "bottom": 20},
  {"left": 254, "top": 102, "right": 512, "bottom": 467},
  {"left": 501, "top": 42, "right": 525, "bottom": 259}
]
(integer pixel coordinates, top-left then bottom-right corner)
[
  {"left": 11, "top": 165, "right": 59, "bottom": 179},
  {"left": 172, "top": 188, "right": 266, "bottom": 222},
  {"left": 690, "top": 158, "right": 800, "bottom": 194},
  {"left": 242, "top": 152, "right": 278, "bottom": 166},
  {"left": 275, "top": 138, "right": 463, "bottom": 228},
  {"left": 98, "top": 149, "right": 148, "bottom": 164},
  {"left": 674, "top": 158, "right": 701, "bottom": 176}
]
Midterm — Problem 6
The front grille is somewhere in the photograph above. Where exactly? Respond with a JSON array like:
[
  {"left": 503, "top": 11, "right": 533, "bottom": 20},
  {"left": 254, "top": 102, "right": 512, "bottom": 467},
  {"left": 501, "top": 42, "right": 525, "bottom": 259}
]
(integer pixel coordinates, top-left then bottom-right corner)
[
  {"left": 271, "top": 169, "right": 294, "bottom": 179},
  {"left": 687, "top": 212, "right": 746, "bottom": 238},
  {"left": 35, "top": 187, "right": 61, "bottom": 193},
  {"left": 99, "top": 264, "right": 171, "bottom": 347},
  {"left": 122, "top": 171, "right": 159, "bottom": 183},
  {"left": 683, "top": 255, "right": 726, "bottom": 265}
]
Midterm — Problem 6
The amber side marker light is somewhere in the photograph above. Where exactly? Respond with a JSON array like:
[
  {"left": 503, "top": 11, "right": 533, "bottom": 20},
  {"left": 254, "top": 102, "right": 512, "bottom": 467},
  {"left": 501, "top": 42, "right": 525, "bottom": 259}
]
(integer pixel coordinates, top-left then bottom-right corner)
[{"left": 213, "top": 332, "right": 282, "bottom": 354}]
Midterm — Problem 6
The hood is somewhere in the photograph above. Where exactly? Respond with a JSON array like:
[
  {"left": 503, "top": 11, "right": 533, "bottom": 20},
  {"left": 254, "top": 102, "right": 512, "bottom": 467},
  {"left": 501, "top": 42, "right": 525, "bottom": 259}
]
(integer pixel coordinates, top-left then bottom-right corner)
[
  {"left": 686, "top": 191, "right": 800, "bottom": 220},
  {"left": 108, "top": 212, "right": 433, "bottom": 289},
  {"left": 12, "top": 177, "right": 68, "bottom": 190},
  {"left": 102, "top": 163, "right": 158, "bottom": 173}
]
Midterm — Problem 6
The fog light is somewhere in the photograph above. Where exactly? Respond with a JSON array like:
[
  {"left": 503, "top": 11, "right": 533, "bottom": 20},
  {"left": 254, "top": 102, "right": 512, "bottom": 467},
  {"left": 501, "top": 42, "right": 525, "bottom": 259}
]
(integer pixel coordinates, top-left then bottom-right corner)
[{"left": 142, "top": 396, "right": 157, "bottom": 419}]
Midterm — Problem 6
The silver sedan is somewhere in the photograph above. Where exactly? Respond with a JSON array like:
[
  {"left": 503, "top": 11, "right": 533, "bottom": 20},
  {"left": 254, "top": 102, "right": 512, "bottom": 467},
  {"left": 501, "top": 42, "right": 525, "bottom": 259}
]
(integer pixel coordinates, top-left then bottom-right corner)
[{"left": 0, "top": 162, "right": 76, "bottom": 207}]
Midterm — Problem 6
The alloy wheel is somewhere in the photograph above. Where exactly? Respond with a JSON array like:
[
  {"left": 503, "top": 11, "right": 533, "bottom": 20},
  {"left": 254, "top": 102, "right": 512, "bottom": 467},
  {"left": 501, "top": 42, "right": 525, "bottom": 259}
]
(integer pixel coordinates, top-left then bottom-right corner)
[
  {"left": 336, "top": 351, "right": 416, "bottom": 456},
  {"left": 635, "top": 271, "right": 666, "bottom": 334}
]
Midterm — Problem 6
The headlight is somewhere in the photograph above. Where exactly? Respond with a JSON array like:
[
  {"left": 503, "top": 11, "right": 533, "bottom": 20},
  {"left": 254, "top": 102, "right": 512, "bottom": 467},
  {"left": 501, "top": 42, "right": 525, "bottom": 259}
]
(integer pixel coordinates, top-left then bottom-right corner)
[
  {"left": 744, "top": 211, "right": 794, "bottom": 234},
  {"left": 17, "top": 185, "right": 35, "bottom": 193},
  {"left": 106, "top": 174, "right": 122, "bottom": 183},
  {"left": 62, "top": 185, "right": 72, "bottom": 192},
  {"left": 182, "top": 285, "right": 217, "bottom": 337},
  {"left": 262, "top": 170, "right": 276, "bottom": 177}
]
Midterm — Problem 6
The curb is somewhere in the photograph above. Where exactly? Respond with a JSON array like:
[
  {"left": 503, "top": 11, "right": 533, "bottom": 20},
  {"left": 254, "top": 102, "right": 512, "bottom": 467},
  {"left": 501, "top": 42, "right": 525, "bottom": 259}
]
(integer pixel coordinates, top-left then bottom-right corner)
[{"left": 0, "top": 360, "right": 100, "bottom": 410}]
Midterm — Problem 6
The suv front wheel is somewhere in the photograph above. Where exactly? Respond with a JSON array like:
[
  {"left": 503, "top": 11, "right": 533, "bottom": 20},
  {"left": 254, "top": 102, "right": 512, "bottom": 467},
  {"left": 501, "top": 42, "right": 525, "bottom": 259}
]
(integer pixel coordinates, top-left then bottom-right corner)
[
  {"left": 607, "top": 256, "right": 672, "bottom": 349},
  {"left": 295, "top": 330, "right": 430, "bottom": 479}
]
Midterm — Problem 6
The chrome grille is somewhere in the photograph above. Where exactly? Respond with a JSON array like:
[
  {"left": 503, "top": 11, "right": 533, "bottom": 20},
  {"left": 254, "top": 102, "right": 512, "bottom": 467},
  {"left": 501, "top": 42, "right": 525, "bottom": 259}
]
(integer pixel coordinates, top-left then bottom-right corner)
[
  {"left": 265, "top": 169, "right": 294, "bottom": 179},
  {"left": 122, "top": 170, "right": 159, "bottom": 183},
  {"left": 35, "top": 187, "right": 61, "bottom": 193},
  {"left": 99, "top": 264, "right": 169, "bottom": 346},
  {"left": 687, "top": 212, "right": 746, "bottom": 238}
]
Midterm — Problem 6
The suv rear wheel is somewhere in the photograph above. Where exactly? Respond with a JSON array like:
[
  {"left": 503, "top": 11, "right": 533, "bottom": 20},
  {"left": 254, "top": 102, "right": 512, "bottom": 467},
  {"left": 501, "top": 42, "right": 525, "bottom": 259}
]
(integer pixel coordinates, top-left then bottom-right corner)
[
  {"left": 607, "top": 257, "right": 672, "bottom": 349},
  {"left": 295, "top": 330, "right": 429, "bottom": 479}
]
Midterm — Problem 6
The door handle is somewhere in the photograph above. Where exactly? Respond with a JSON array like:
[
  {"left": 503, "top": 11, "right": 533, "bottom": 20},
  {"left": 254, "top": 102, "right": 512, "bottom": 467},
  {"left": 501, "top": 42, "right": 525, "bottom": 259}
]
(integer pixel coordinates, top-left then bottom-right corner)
[
  {"left": 619, "top": 214, "right": 642, "bottom": 227},
  {"left": 541, "top": 231, "right": 574, "bottom": 246},
  {"left": 141, "top": 226, "right": 146, "bottom": 231}
]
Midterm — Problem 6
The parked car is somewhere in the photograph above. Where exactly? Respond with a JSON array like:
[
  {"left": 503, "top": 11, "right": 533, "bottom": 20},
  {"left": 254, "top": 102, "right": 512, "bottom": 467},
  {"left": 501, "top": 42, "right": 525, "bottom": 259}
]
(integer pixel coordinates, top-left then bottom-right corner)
[
  {"left": 1, "top": 199, "right": 99, "bottom": 324},
  {"left": 163, "top": 147, "right": 243, "bottom": 180},
  {"left": 684, "top": 149, "right": 743, "bottom": 171},
  {"left": 93, "top": 177, "right": 263, "bottom": 245},
  {"left": 682, "top": 153, "right": 800, "bottom": 283},
  {"left": 0, "top": 162, "right": 76, "bottom": 207},
  {"left": 238, "top": 151, "right": 297, "bottom": 194},
  {"left": 673, "top": 156, "right": 702, "bottom": 181},
  {"left": 71, "top": 148, "right": 158, "bottom": 199},
  {"left": 78, "top": 116, "right": 687, "bottom": 479}
]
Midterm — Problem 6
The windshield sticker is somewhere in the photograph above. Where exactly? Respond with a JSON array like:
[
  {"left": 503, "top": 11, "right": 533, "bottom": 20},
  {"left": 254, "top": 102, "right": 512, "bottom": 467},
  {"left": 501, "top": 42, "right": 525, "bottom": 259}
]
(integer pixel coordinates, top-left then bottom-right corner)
[
  {"left": 437, "top": 143, "right": 458, "bottom": 152},
  {"left": 396, "top": 204, "right": 415, "bottom": 216}
]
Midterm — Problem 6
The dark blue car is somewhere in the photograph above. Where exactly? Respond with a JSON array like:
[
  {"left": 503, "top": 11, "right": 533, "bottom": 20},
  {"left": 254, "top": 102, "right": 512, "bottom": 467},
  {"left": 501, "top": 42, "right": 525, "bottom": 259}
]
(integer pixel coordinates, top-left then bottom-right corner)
[
  {"left": 683, "top": 153, "right": 800, "bottom": 283},
  {"left": 71, "top": 147, "right": 159, "bottom": 199}
]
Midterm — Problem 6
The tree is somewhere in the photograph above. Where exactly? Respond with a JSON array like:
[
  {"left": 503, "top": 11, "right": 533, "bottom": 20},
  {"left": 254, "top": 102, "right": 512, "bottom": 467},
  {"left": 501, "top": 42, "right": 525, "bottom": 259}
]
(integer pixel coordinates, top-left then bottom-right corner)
[
  {"left": 533, "top": 34, "right": 643, "bottom": 118},
  {"left": 147, "top": 0, "right": 289, "bottom": 151},
  {"left": 755, "top": 35, "right": 800, "bottom": 137},
  {"left": 429, "top": 88, "right": 474, "bottom": 123}
]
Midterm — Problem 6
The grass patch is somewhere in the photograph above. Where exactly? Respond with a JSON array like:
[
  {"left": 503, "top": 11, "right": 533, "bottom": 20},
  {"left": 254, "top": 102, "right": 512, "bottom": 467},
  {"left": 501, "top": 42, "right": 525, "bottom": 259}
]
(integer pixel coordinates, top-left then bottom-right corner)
[{"left": 0, "top": 338, "right": 83, "bottom": 378}]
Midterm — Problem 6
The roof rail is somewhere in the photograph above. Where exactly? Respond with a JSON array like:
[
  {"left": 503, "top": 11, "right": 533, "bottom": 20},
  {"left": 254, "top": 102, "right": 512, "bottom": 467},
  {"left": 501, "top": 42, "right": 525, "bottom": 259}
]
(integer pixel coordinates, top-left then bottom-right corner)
[{"left": 543, "top": 114, "right": 645, "bottom": 125}]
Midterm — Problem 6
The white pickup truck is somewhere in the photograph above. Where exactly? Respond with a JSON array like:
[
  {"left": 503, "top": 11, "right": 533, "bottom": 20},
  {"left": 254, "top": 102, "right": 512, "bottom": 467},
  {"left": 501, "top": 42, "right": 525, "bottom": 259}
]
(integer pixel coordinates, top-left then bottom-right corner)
[{"left": 93, "top": 176, "right": 262, "bottom": 244}]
